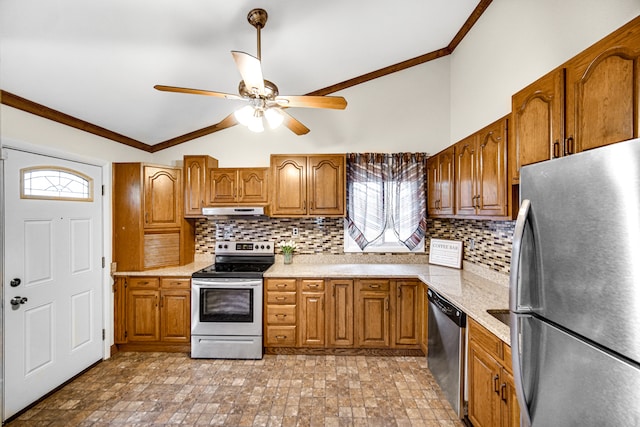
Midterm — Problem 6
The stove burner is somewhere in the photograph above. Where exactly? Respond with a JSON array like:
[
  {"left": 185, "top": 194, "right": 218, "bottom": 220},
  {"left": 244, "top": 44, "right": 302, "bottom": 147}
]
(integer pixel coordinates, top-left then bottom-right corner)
[{"left": 191, "top": 241, "right": 275, "bottom": 279}]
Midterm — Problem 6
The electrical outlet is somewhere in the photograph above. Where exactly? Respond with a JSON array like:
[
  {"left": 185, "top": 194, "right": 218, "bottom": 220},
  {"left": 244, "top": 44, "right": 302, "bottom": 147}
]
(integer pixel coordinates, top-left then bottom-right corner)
[
  {"left": 292, "top": 227, "right": 299, "bottom": 237},
  {"left": 469, "top": 238, "right": 475, "bottom": 250}
]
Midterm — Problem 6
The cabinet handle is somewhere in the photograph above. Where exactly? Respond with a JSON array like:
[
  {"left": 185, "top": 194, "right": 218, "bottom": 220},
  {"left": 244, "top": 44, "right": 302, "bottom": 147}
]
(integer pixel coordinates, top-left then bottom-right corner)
[
  {"left": 369, "top": 284, "right": 380, "bottom": 289},
  {"left": 307, "top": 284, "right": 319, "bottom": 288},
  {"left": 275, "top": 335, "right": 287, "bottom": 340},
  {"left": 567, "top": 136, "right": 575, "bottom": 155},
  {"left": 385, "top": 298, "right": 389, "bottom": 311},
  {"left": 160, "top": 296, "right": 164, "bottom": 308},
  {"left": 145, "top": 212, "right": 149, "bottom": 224},
  {"left": 501, "top": 383, "right": 507, "bottom": 402},
  {"left": 155, "top": 295, "right": 159, "bottom": 308},
  {"left": 493, "top": 374, "right": 500, "bottom": 394},
  {"left": 553, "top": 140, "right": 560, "bottom": 158},
  {"left": 303, "top": 200, "right": 307, "bottom": 211},
  {"left": 275, "top": 296, "right": 286, "bottom": 301},
  {"left": 275, "top": 314, "right": 287, "bottom": 319},
  {"left": 276, "top": 283, "right": 287, "bottom": 288}
]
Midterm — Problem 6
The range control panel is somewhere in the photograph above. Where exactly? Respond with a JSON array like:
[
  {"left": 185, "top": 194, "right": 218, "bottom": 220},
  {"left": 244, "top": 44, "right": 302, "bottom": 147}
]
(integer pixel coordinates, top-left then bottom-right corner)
[{"left": 216, "top": 241, "right": 274, "bottom": 255}]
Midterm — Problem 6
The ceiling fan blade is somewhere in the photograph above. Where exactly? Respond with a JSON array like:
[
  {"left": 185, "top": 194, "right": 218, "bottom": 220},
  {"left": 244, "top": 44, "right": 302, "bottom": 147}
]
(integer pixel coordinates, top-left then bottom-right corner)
[
  {"left": 280, "top": 110, "right": 310, "bottom": 135},
  {"left": 154, "top": 85, "right": 242, "bottom": 100},
  {"left": 275, "top": 95, "right": 347, "bottom": 110},
  {"left": 231, "top": 51, "right": 265, "bottom": 96}
]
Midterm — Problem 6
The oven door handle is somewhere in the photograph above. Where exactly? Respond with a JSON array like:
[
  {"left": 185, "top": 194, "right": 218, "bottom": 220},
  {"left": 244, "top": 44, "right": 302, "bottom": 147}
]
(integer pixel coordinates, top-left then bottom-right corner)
[{"left": 192, "top": 280, "right": 262, "bottom": 289}]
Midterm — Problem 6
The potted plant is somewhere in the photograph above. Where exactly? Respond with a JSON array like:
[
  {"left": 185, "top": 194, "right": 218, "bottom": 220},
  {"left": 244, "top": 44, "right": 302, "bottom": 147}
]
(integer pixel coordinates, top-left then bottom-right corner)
[{"left": 278, "top": 240, "right": 297, "bottom": 264}]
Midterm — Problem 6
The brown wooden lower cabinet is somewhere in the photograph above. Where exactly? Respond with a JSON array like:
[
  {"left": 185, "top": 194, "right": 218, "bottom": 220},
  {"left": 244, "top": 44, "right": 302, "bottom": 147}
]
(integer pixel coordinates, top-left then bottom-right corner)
[
  {"left": 298, "top": 279, "right": 325, "bottom": 347},
  {"left": 264, "top": 277, "right": 423, "bottom": 353},
  {"left": 114, "top": 275, "right": 191, "bottom": 351},
  {"left": 327, "top": 279, "right": 354, "bottom": 347},
  {"left": 355, "top": 279, "right": 391, "bottom": 347},
  {"left": 467, "top": 318, "right": 520, "bottom": 427}
]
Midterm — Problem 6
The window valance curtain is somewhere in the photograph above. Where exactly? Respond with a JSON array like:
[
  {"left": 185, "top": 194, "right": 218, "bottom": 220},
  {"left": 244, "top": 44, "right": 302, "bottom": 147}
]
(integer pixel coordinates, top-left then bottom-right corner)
[{"left": 346, "top": 152, "right": 427, "bottom": 250}]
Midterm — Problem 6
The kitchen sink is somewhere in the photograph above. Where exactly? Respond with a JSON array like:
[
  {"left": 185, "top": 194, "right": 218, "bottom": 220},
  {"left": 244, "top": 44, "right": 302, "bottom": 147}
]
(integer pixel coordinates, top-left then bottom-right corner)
[{"left": 487, "top": 309, "right": 511, "bottom": 326}]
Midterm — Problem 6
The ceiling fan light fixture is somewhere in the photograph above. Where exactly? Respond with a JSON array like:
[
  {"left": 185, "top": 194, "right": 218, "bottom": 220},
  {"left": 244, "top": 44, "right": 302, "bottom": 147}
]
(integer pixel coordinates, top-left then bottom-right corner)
[
  {"left": 248, "top": 113, "right": 265, "bottom": 133},
  {"left": 234, "top": 105, "right": 255, "bottom": 126},
  {"left": 264, "top": 108, "right": 284, "bottom": 129}
]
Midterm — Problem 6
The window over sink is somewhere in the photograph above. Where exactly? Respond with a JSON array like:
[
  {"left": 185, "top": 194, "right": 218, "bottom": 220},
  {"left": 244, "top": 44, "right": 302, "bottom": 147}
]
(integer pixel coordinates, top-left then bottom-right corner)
[{"left": 344, "top": 153, "right": 427, "bottom": 253}]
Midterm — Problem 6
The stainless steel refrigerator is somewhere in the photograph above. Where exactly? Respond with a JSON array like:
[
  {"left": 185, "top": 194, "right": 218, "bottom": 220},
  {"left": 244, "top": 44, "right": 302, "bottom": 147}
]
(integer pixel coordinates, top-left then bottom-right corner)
[{"left": 510, "top": 138, "right": 640, "bottom": 427}]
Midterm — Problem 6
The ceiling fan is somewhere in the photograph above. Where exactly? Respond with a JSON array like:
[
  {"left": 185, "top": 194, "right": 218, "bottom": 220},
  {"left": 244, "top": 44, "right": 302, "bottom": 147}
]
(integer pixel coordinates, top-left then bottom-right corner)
[{"left": 154, "top": 8, "right": 347, "bottom": 135}]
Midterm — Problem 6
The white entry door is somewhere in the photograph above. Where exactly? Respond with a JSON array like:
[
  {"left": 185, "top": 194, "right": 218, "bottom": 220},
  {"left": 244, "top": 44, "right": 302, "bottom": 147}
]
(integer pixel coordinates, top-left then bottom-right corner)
[{"left": 3, "top": 148, "right": 104, "bottom": 420}]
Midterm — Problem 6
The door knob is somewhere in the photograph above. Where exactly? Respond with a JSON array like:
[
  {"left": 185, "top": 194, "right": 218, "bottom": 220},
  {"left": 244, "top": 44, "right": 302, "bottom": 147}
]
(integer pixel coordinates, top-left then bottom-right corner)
[
  {"left": 10, "top": 278, "right": 21, "bottom": 287},
  {"left": 10, "top": 296, "right": 28, "bottom": 306}
]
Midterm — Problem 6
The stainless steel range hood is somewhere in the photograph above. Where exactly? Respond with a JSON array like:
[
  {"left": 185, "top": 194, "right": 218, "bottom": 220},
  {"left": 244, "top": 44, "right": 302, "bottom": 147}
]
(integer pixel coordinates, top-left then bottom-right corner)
[{"left": 202, "top": 207, "right": 266, "bottom": 217}]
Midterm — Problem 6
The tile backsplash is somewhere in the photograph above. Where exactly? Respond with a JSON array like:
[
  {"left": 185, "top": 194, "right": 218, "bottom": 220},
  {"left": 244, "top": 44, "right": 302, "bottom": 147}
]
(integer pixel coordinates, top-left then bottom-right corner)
[{"left": 195, "top": 217, "right": 515, "bottom": 274}]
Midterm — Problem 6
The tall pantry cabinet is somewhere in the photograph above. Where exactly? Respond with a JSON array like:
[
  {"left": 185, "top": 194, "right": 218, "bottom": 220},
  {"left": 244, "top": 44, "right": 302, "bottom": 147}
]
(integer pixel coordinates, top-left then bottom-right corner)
[{"left": 113, "top": 163, "right": 194, "bottom": 271}]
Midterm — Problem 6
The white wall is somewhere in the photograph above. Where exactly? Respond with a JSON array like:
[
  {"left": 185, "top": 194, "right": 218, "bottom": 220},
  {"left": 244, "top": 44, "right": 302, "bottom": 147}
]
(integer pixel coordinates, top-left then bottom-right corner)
[{"left": 449, "top": 0, "right": 640, "bottom": 142}]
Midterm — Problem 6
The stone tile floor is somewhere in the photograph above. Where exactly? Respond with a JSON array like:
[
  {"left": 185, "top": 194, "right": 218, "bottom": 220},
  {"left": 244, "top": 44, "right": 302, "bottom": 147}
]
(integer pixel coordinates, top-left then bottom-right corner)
[{"left": 6, "top": 352, "right": 465, "bottom": 426}]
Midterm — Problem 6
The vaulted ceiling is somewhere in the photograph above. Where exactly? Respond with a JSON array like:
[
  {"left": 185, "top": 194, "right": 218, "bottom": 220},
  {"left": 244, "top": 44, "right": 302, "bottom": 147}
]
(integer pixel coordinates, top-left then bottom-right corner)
[{"left": 1, "top": 0, "right": 490, "bottom": 152}]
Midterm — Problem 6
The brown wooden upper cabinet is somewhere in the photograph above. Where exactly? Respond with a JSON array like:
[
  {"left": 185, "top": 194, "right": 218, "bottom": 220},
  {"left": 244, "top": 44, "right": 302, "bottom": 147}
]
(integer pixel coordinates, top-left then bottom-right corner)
[
  {"left": 207, "top": 168, "right": 269, "bottom": 206},
  {"left": 511, "top": 16, "right": 640, "bottom": 183},
  {"left": 143, "top": 166, "right": 182, "bottom": 229},
  {"left": 270, "top": 154, "right": 346, "bottom": 217},
  {"left": 427, "top": 145, "right": 455, "bottom": 217},
  {"left": 455, "top": 117, "right": 509, "bottom": 218},
  {"left": 183, "top": 155, "right": 218, "bottom": 217}
]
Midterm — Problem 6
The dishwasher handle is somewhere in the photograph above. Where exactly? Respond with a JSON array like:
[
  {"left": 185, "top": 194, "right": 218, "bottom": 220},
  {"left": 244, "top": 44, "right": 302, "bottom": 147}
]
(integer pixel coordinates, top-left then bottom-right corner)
[{"left": 428, "top": 289, "right": 466, "bottom": 328}]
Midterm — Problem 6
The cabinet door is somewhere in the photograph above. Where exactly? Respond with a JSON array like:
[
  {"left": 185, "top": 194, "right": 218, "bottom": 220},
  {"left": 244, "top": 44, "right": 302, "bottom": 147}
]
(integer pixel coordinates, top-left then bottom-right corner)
[
  {"left": 183, "top": 155, "right": 217, "bottom": 217},
  {"left": 476, "top": 118, "right": 508, "bottom": 217},
  {"left": 143, "top": 166, "right": 182, "bottom": 229},
  {"left": 208, "top": 168, "right": 238, "bottom": 205},
  {"left": 299, "top": 280, "right": 325, "bottom": 347},
  {"left": 238, "top": 168, "right": 269, "bottom": 204},
  {"left": 565, "top": 23, "right": 640, "bottom": 154},
  {"left": 356, "top": 280, "right": 390, "bottom": 347},
  {"left": 455, "top": 136, "right": 478, "bottom": 216},
  {"left": 395, "top": 280, "right": 419, "bottom": 346},
  {"left": 327, "top": 279, "right": 354, "bottom": 347},
  {"left": 427, "top": 155, "right": 440, "bottom": 216},
  {"left": 160, "top": 289, "right": 190, "bottom": 342},
  {"left": 126, "top": 289, "right": 160, "bottom": 342},
  {"left": 438, "top": 146, "right": 455, "bottom": 215},
  {"left": 511, "top": 69, "right": 565, "bottom": 184},
  {"left": 468, "top": 341, "right": 500, "bottom": 427},
  {"left": 500, "top": 368, "right": 521, "bottom": 427},
  {"left": 271, "top": 156, "right": 307, "bottom": 215},
  {"left": 307, "top": 155, "right": 345, "bottom": 216}
]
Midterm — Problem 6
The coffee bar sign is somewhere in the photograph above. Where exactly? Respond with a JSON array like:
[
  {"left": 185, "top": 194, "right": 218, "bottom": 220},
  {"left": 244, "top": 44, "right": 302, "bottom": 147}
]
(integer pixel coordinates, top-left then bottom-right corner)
[{"left": 429, "top": 239, "right": 463, "bottom": 269}]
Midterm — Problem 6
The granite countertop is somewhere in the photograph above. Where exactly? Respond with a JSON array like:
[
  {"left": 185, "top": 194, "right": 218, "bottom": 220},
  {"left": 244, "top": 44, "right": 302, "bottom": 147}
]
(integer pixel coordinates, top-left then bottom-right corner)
[
  {"left": 266, "top": 261, "right": 511, "bottom": 345},
  {"left": 114, "top": 255, "right": 511, "bottom": 345},
  {"left": 112, "top": 257, "right": 213, "bottom": 278}
]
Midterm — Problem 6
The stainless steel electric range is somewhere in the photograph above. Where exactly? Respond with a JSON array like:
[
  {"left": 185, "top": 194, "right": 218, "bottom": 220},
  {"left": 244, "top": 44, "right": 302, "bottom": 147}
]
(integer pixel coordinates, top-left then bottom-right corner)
[{"left": 191, "top": 241, "right": 274, "bottom": 359}]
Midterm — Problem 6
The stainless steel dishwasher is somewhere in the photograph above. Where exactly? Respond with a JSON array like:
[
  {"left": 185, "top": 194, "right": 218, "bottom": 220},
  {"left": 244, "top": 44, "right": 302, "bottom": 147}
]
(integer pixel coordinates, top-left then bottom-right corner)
[{"left": 427, "top": 288, "right": 467, "bottom": 419}]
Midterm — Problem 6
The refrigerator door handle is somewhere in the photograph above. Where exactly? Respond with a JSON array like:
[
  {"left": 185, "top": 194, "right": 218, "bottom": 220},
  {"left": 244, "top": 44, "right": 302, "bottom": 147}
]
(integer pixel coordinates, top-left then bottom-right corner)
[
  {"left": 510, "top": 199, "right": 531, "bottom": 313},
  {"left": 510, "top": 199, "right": 533, "bottom": 427},
  {"left": 511, "top": 313, "right": 532, "bottom": 427}
]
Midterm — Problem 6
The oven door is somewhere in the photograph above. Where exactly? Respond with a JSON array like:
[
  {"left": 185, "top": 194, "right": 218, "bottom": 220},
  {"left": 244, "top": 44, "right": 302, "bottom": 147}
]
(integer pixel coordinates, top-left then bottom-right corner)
[{"left": 191, "top": 278, "right": 263, "bottom": 336}]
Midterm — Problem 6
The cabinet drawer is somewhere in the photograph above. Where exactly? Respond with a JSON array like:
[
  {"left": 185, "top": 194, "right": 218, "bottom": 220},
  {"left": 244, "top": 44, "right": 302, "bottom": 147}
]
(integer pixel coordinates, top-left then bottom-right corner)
[
  {"left": 127, "top": 277, "right": 159, "bottom": 288},
  {"left": 469, "top": 318, "right": 503, "bottom": 360},
  {"left": 266, "top": 279, "right": 297, "bottom": 291},
  {"left": 266, "top": 305, "right": 296, "bottom": 325},
  {"left": 301, "top": 280, "right": 324, "bottom": 292},
  {"left": 160, "top": 277, "right": 190, "bottom": 289},
  {"left": 267, "top": 292, "right": 296, "bottom": 304},
  {"left": 266, "top": 326, "right": 297, "bottom": 346},
  {"left": 358, "top": 280, "right": 390, "bottom": 291}
]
